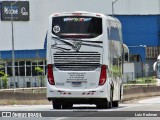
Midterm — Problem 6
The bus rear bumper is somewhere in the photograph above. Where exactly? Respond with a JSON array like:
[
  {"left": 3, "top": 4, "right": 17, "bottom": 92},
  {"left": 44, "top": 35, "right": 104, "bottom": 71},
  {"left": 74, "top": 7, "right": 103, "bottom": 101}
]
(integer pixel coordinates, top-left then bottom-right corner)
[{"left": 47, "top": 86, "right": 108, "bottom": 99}]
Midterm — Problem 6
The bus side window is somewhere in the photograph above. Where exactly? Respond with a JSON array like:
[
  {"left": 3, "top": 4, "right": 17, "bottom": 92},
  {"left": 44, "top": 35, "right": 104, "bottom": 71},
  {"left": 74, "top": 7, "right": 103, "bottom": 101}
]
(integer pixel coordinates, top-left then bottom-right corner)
[{"left": 112, "top": 57, "right": 122, "bottom": 77}]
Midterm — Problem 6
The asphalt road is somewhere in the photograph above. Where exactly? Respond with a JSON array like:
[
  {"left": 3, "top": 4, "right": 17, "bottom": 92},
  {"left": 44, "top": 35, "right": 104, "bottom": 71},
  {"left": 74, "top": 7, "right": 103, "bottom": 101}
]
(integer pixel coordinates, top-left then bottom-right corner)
[{"left": 1, "top": 96, "right": 160, "bottom": 120}]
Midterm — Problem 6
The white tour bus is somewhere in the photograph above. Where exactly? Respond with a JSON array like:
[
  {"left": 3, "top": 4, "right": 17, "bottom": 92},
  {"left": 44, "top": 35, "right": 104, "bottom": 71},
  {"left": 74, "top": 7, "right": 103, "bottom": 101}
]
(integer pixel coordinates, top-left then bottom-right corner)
[{"left": 46, "top": 11, "right": 123, "bottom": 109}]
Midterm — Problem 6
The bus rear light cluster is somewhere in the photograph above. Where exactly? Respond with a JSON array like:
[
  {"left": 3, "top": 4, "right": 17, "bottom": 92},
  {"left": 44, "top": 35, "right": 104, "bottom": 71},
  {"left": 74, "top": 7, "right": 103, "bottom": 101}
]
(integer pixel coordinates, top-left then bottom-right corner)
[
  {"left": 47, "top": 64, "right": 55, "bottom": 85},
  {"left": 99, "top": 65, "right": 107, "bottom": 86}
]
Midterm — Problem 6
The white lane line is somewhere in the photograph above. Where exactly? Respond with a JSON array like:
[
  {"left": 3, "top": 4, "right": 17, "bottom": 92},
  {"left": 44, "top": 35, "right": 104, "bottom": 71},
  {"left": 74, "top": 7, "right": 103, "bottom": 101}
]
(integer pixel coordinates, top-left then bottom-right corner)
[
  {"left": 138, "top": 96, "right": 160, "bottom": 103},
  {"left": 55, "top": 117, "right": 68, "bottom": 120}
]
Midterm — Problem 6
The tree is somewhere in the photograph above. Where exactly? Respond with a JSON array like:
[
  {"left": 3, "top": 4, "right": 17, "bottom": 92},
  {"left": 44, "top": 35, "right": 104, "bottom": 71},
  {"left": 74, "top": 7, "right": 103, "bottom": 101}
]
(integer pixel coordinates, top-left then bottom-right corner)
[
  {"left": 0, "top": 60, "right": 8, "bottom": 89},
  {"left": 35, "top": 66, "right": 45, "bottom": 87}
]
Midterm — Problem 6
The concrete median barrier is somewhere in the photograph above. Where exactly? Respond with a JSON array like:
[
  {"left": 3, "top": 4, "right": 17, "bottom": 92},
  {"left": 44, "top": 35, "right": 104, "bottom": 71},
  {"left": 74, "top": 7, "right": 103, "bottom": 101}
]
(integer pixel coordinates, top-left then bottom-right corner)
[
  {"left": 0, "top": 86, "right": 160, "bottom": 102},
  {"left": 0, "top": 92, "right": 46, "bottom": 100},
  {"left": 123, "top": 86, "right": 160, "bottom": 101}
]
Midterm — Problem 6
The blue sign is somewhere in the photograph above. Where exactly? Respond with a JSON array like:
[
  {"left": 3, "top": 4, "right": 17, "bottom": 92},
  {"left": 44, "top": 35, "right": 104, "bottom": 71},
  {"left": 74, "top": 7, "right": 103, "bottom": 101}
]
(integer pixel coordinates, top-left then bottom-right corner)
[{"left": 1, "top": 1, "right": 29, "bottom": 21}]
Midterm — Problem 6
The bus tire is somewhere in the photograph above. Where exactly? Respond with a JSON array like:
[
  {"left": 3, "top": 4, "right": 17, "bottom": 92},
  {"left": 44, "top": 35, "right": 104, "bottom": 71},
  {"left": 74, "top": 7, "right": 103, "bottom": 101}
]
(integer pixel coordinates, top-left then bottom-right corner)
[
  {"left": 97, "top": 103, "right": 109, "bottom": 109},
  {"left": 120, "top": 85, "right": 122, "bottom": 100},
  {"left": 109, "top": 89, "right": 113, "bottom": 108},
  {"left": 62, "top": 104, "right": 68, "bottom": 109},
  {"left": 96, "top": 100, "right": 109, "bottom": 109},
  {"left": 52, "top": 99, "right": 61, "bottom": 109},
  {"left": 112, "top": 101, "right": 119, "bottom": 107},
  {"left": 62, "top": 103, "right": 73, "bottom": 109}
]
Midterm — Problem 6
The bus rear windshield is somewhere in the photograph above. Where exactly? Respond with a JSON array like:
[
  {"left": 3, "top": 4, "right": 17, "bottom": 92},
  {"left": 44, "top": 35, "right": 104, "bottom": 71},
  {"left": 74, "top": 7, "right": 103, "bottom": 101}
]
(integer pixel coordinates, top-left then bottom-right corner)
[{"left": 52, "top": 16, "right": 102, "bottom": 38}]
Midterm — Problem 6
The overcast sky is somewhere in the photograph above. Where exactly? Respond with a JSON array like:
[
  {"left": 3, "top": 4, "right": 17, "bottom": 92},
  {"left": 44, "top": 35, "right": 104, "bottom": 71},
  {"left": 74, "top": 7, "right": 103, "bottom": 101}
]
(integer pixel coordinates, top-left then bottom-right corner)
[{"left": 0, "top": 0, "right": 160, "bottom": 50}]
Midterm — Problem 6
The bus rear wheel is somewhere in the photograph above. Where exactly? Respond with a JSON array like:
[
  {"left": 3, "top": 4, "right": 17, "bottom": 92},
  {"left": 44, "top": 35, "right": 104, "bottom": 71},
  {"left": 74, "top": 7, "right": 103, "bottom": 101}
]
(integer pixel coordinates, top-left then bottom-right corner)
[
  {"left": 52, "top": 99, "right": 61, "bottom": 109},
  {"left": 96, "top": 99, "right": 109, "bottom": 109},
  {"left": 62, "top": 103, "right": 73, "bottom": 109},
  {"left": 109, "top": 89, "right": 113, "bottom": 108},
  {"left": 112, "top": 101, "right": 119, "bottom": 107}
]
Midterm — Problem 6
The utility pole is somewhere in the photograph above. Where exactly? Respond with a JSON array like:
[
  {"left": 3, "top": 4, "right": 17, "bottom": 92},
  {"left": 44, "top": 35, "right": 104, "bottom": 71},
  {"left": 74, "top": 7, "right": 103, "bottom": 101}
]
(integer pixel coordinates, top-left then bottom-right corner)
[
  {"left": 11, "top": 1, "right": 19, "bottom": 88},
  {"left": 112, "top": 0, "right": 118, "bottom": 17}
]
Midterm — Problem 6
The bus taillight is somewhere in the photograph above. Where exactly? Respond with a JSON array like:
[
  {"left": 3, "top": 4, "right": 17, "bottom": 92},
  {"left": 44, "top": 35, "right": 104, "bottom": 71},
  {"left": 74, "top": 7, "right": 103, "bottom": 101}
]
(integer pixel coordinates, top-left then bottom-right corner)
[
  {"left": 99, "top": 65, "right": 107, "bottom": 86},
  {"left": 47, "top": 64, "right": 55, "bottom": 85}
]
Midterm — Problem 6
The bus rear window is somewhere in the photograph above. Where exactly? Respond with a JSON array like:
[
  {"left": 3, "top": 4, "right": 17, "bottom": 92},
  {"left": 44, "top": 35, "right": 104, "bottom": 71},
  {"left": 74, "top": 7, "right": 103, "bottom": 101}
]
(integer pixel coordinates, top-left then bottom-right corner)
[{"left": 52, "top": 16, "right": 102, "bottom": 38}]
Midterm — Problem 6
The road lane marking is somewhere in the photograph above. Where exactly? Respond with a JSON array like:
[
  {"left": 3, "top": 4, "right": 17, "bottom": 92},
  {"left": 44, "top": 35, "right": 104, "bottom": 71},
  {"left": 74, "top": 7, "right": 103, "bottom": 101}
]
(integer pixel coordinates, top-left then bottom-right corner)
[{"left": 55, "top": 117, "right": 68, "bottom": 120}]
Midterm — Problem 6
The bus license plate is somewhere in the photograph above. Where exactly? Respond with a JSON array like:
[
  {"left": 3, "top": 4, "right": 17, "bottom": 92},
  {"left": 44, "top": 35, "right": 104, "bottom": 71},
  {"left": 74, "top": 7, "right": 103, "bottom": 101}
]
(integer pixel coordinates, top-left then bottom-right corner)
[{"left": 72, "top": 82, "right": 81, "bottom": 87}]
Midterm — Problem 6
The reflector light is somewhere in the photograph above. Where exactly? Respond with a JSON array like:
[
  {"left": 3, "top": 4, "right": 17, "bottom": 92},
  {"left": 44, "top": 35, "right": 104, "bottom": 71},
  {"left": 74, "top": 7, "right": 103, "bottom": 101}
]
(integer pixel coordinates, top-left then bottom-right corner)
[
  {"left": 72, "top": 13, "right": 82, "bottom": 16},
  {"left": 54, "top": 13, "right": 60, "bottom": 16},
  {"left": 47, "top": 64, "right": 55, "bottom": 85},
  {"left": 99, "top": 65, "right": 107, "bottom": 85},
  {"left": 96, "top": 14, "right": 101, "bottom": 17}
]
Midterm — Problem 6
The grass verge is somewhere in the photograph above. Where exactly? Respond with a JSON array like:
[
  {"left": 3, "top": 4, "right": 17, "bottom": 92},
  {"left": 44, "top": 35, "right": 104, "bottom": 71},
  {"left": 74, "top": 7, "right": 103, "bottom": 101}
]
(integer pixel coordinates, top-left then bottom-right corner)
[{"left": 0, "top": 100, "right": 51, "bottom": 105}]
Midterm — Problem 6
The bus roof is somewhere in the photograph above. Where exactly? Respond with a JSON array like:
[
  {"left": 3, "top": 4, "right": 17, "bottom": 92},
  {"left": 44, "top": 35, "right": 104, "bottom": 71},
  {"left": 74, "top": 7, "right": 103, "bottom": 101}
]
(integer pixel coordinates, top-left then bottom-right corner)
[{"left": 50, "top": 11, "right": 120, "bottom": 22}]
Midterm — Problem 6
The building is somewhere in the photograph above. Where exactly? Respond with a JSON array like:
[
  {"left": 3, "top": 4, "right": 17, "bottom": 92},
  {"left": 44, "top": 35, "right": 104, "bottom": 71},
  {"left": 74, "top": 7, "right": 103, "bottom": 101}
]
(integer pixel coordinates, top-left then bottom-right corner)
[
  {"left": 0, "top": 49, "right": 46, "bottom": 88},
  {"left": 1, "top": 0, "right": 160, "bottom": 87},
  {"left": 117, "top": 15, "right": 160, "bottom": 76}
]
